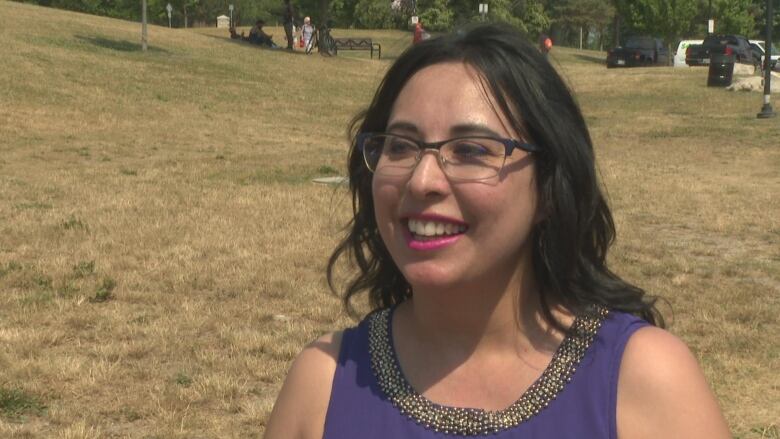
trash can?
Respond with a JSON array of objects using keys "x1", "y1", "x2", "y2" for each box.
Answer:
[{"x1": 707, "y1": 54, "x2": 735, "y2": 87}]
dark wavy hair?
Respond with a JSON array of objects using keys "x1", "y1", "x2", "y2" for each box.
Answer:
[{"x1": 327, "y1": 23, "x2": 663, "y2": 328}]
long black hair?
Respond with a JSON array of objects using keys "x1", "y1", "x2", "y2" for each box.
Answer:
[{"x1": 327, "y1": 23, "x2": 663, "y2": 327}]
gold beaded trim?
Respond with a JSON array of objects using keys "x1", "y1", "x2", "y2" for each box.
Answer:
[{"x1": 368, "y1": 306, "x2": 609, "y2": 436}]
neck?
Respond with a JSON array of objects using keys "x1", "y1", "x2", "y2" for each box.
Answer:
[{"x1": 399, "y1": 259, "x2": 563, "y2": 355}]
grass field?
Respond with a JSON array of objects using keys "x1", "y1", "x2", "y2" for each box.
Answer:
[{"x1": 1, "y1": 1, "x2": 778, "y2": 437}]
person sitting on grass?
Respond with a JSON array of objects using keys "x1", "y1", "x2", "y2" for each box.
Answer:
[
  {"x1": 264, "y1": 23, "x2": 731, "y2": 439},
  {"x1": 248, "y1": 20, "x2": 278, "y2": 48}
]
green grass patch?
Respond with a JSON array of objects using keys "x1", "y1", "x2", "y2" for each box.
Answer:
[
  {"x1": 0, "y1": 386, "x2": 45, "y2": 420},
  {"x1": 72, "y1": 260, "x2": 96, "y2": 278},
  {"x1": 60, "y1": 216, "x2": 88, "y2": 231},
  {"x1": 91, "y1": 276, "x2": 116, "y2": 302},
  {"x1": 32, "y1": 273, "x2": 53, "y2": 290},
  {"x1": 0, "y1": 261, "x2": 23, "y2": 278},
  {"x1": 174, "y1": 372, "x2": 193, "y2": 387}
]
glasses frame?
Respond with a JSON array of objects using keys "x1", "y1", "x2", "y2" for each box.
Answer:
[{"x1": 356, "y1": 132, "x2": 540, "y2": 180}]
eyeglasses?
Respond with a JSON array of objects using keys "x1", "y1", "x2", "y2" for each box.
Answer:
[{"x1": 357, "y1": 132, "x2": 539, "y2": 181}]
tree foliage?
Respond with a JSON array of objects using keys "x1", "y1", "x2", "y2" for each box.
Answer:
[
  {"x1": 516, "y1": 0, "x2": 552, "y2": 36},
  {"x1": 616, "y1": 0, "x2": 769, "y2": 41},
  {"x1": 709, "y1": 0, "x2": 758, "y2": 35},
  {"x1": 417, "y1": 0, "x2": 453, "y2": 31},
  {"x1": 552, "y1": 0, "x2": 613, "y2": 30},
  {"x1": 353, "y1": 0, "x2": 401, "y2": 28},
  {"x1": 615, "y1": 0, "x2": 698, "y2": 41}
]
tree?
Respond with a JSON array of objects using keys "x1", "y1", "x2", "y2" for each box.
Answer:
[
  {"x1": 552, "y1": 0, "x2": 614, "y2": 48},
  {"x1": 417, "y1": 0, "x2": 454, "y2": 31},
  {"x1": 614, "y1": 0, "x2": 699, "y2": 58},
  {"x1": 328, "y1": 0, "x2": 360, "y2": 27},
  {"x1": 486, "y1": 0, "x2": 527, "y2": 29},
  {"x1": 654, "y1": 0, "x2": 699, "y2": 63},
  {"x1": 710, "y1": 0, "x2": 757, "y2": 35},
  {"x1": 511, "y1": 0, "x2": 551, "y2": 36},
  {"x1": 353, "y1": 0, "x2": 401, "y2": 28},
  {"x1": 621, "y1": 2, "x2": 691, "y2": 38}
]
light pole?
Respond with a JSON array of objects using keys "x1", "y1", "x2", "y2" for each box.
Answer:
[
  {"x1": 757, "y1": 0, "x2": 775, "y2": 119},
  {"x1": 166, "y1": 3, "x2": 172, "y2": 28},
  {"x1": 229, "y1": 4, "x2": 234, "y2": 28}
]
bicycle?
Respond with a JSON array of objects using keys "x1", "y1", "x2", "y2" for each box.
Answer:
[{"x1": 305, "y1": 22, "x2": 337, "y2": 56}]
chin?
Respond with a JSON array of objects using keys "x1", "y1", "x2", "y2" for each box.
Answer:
[{"x1": 399, "y1": 262, "x2": 463, "y2": 291}]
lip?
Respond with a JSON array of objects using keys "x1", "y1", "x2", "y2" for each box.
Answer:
[{"x1": 401, "y1": 213, "x2": 468, "y2": 251}]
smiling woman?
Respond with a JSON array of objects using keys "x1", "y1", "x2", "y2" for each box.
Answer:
[{"x1": 263, "y1": 23, "x2": 731, "y2": 439}]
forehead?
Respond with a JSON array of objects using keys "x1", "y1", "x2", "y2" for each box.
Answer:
[{"x1": 388, "y1": 62, "x2": 517, "y2": 138}]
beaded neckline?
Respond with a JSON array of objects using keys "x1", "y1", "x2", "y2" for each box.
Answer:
[{"x1": 367, "y1": 306, "x2": 609, "y2": 436}]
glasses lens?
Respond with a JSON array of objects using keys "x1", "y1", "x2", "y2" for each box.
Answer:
[
  {"x1": 363, "y1": 134, "x2": 419, "y2": 175},
  {"x1": 440, "y1": 138, "x2": 507, "y2": 180}
]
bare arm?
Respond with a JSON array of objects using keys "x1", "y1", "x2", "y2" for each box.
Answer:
[
  {"x1": 264, "y1": 331, "x2": 343, "y2": 439},
  {"x1": 617, "y1": 327, "x2": 731, "y2": 439}
]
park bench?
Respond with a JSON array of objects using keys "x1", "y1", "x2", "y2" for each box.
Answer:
[{"x1": 332, "y1": 38, "x2": 381, "y2": 59}]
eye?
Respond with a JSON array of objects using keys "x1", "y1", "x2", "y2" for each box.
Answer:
[
  {"x1": 450, "y1": 140, "x2": 492, "y2": 157},
  {"x1": 385, "y1": 136, "x2": 418, "y2": 155}
]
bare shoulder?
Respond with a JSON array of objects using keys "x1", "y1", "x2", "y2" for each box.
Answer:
[
  {"x1": 616, "y1": 326, "x2": 731, "y2": 439},
  {"x1": 263, "y1": 331, "x2": 344, "y2": 439}
]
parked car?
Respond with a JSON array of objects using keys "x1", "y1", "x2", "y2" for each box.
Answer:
[
  {"x1": 750, "y1": 41, "x2": 780, "y2": 71},
  {"x1": 673, "y1": 39, "x2": 703, "y2": 67},
  {"x1": 685, "y1": 35, "x2": 755, "y2": 66},
  {"x1": 607, "y1": 36, "x2": 669, "y2": 68}
]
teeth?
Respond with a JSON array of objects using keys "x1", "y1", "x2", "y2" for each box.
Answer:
[{"x1": 408, "y1": 219, "x2": 467, "y2": 237}]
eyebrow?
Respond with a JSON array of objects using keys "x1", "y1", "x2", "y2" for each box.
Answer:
[
  {"x1": 450, "y1": 123, "x2": 504, "y2": 138},
  {"x1": 385, "y1": 121, "x2": 506, "y2": 138},
  {"x1": 385, "y1": 121, "x2": 419, "y2": 134}
]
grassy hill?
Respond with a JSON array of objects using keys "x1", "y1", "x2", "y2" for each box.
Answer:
[{"x1": 1, "y1": 1, "x2": 778, "y2": 437}]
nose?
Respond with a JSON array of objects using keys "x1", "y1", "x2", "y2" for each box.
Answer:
[{"x1": 407, "y1": 150, "x2": 450, "y2": 199}]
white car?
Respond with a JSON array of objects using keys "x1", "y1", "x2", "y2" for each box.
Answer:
[
  {"x1": 751, "y1": 41, "x2": 780, "y2": 71},
  {"x1": 673, "y1": 39, "x2": 703, "y2": 67}
]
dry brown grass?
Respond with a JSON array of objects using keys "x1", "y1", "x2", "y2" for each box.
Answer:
[{"x1": 0, "y1": 2, "x2": 778, "y2": 437}]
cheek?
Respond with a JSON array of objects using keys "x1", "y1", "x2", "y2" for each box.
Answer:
[
  {"x1": 468, "y1": 176, "x2": 539, "y2": 231},
  {"x1": 372, "y1": 178, "x2": 401, "y2": 230}
]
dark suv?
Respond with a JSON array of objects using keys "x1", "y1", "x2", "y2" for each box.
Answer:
[{"x1": 607, "y1": 36, "x2": 669, "y2": 67}]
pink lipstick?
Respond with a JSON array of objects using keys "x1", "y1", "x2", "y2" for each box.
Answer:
[{"x1": 403, "y1": 214, "x2": 468, "y2": 251}]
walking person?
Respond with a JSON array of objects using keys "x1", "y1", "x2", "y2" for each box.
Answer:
[
  {"x1": 300, "y1": 16, "x2": 315, "y2": 53},
  {"x1": 539, "y1": 33, "x2": 552, "y2": 58},
  {"x1": 413, "y1": 21, "x2": 424, "y2": 44},
  {"x1": 264, "y1": 23, "x2": 731, "y2": 439}
]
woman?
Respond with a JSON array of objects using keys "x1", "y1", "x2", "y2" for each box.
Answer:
[
  {"x1": 264, "y1": 24, "x2": 730, "y2": 438},
  {"x1": 300, "y1": 17, "x2": 315, "y2": 52}
]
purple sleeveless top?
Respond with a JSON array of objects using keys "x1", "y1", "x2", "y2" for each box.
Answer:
[{"x1": 322, "y1": 308, "x2": 648, "y2": 438}]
